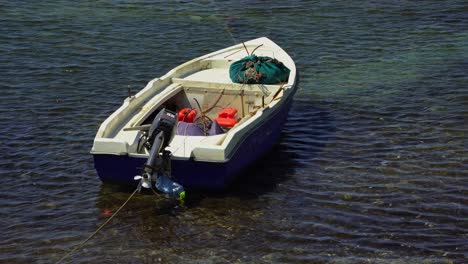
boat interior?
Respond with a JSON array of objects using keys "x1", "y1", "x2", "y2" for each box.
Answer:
[{"x1": 135, "y1": 59, "x2": 285, "y2": 136}]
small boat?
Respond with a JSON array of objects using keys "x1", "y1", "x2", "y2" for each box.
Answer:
[{"x1": 91, "y1": 37, "x2": 298, "y2": 198}]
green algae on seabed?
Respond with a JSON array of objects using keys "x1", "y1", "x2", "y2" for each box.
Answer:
[{"x1": 301, "y1": 31, "x2": 468, "y2": 100}]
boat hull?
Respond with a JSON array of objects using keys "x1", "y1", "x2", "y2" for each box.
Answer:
[{"x1": 93, "y1": 90, "x2": 295, "y2": 190}]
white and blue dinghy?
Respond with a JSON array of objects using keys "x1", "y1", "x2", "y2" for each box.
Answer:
[{"x1": 91, "y1": 37, "x2": 298, "y2": 200}]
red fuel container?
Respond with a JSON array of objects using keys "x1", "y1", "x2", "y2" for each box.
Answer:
[
  {"x1": 178, "y1": 108, "x2": 197, "y2": 123},
  {"x1": 215, "y1": 108, "x2": 238, "y2": 128}
]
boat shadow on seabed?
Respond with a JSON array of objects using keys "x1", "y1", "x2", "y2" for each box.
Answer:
[
  {"x1": 95, "y1": 100, "x2": 335, "y2": 214},
  {"x1": 189, "y1": 98, "x2": 336, "y2": 202}
]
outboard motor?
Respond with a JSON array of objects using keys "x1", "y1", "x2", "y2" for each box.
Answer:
[{"x1": 134, "y1": 109, "x2": 185, "y2": 201}]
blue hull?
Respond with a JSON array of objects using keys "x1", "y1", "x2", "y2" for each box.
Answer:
[{"x1": 93, "y1": 93, "x2": 295, "y2": 190}]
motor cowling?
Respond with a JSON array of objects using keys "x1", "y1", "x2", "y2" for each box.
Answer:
[{"x1": 147, "y1": 109, "x2": 177, "y2": 149}]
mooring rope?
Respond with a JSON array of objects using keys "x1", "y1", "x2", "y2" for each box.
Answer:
[
  {"x1": 56, "y1": 187, "x2": 139, "y2": 264},
  {"x1": 209, "y1": 0, "x2": 237, "y2": 44}
]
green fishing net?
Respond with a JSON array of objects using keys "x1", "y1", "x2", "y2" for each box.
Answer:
[{"x1": 229, "y1": 55, "x2": 290, "y2": 84}]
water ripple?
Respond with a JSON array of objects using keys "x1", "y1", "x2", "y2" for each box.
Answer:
[{"x1": 1, "y1": 0, "x2": 467, "y2": 263}]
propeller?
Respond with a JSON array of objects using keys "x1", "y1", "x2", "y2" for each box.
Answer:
[
  {"x1": 133, "y1": 173, "x2": 185, "y2": 202},
  {"x1": 134, "y1": 173, "x2": 151, "y2": 191}
]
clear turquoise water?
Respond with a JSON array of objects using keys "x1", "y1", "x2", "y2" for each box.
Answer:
[{"x1": 1, "y1": 1, "x2": 467, "y2": 263}]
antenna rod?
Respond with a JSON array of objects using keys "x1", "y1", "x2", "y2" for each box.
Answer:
[{"x1": 242, "y1": 42, "x2": 249, "y2": 55}]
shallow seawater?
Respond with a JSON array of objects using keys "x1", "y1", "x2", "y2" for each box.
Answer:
[{"x1": 1, "y1": 1, "x2": 467, "y2": 263}]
